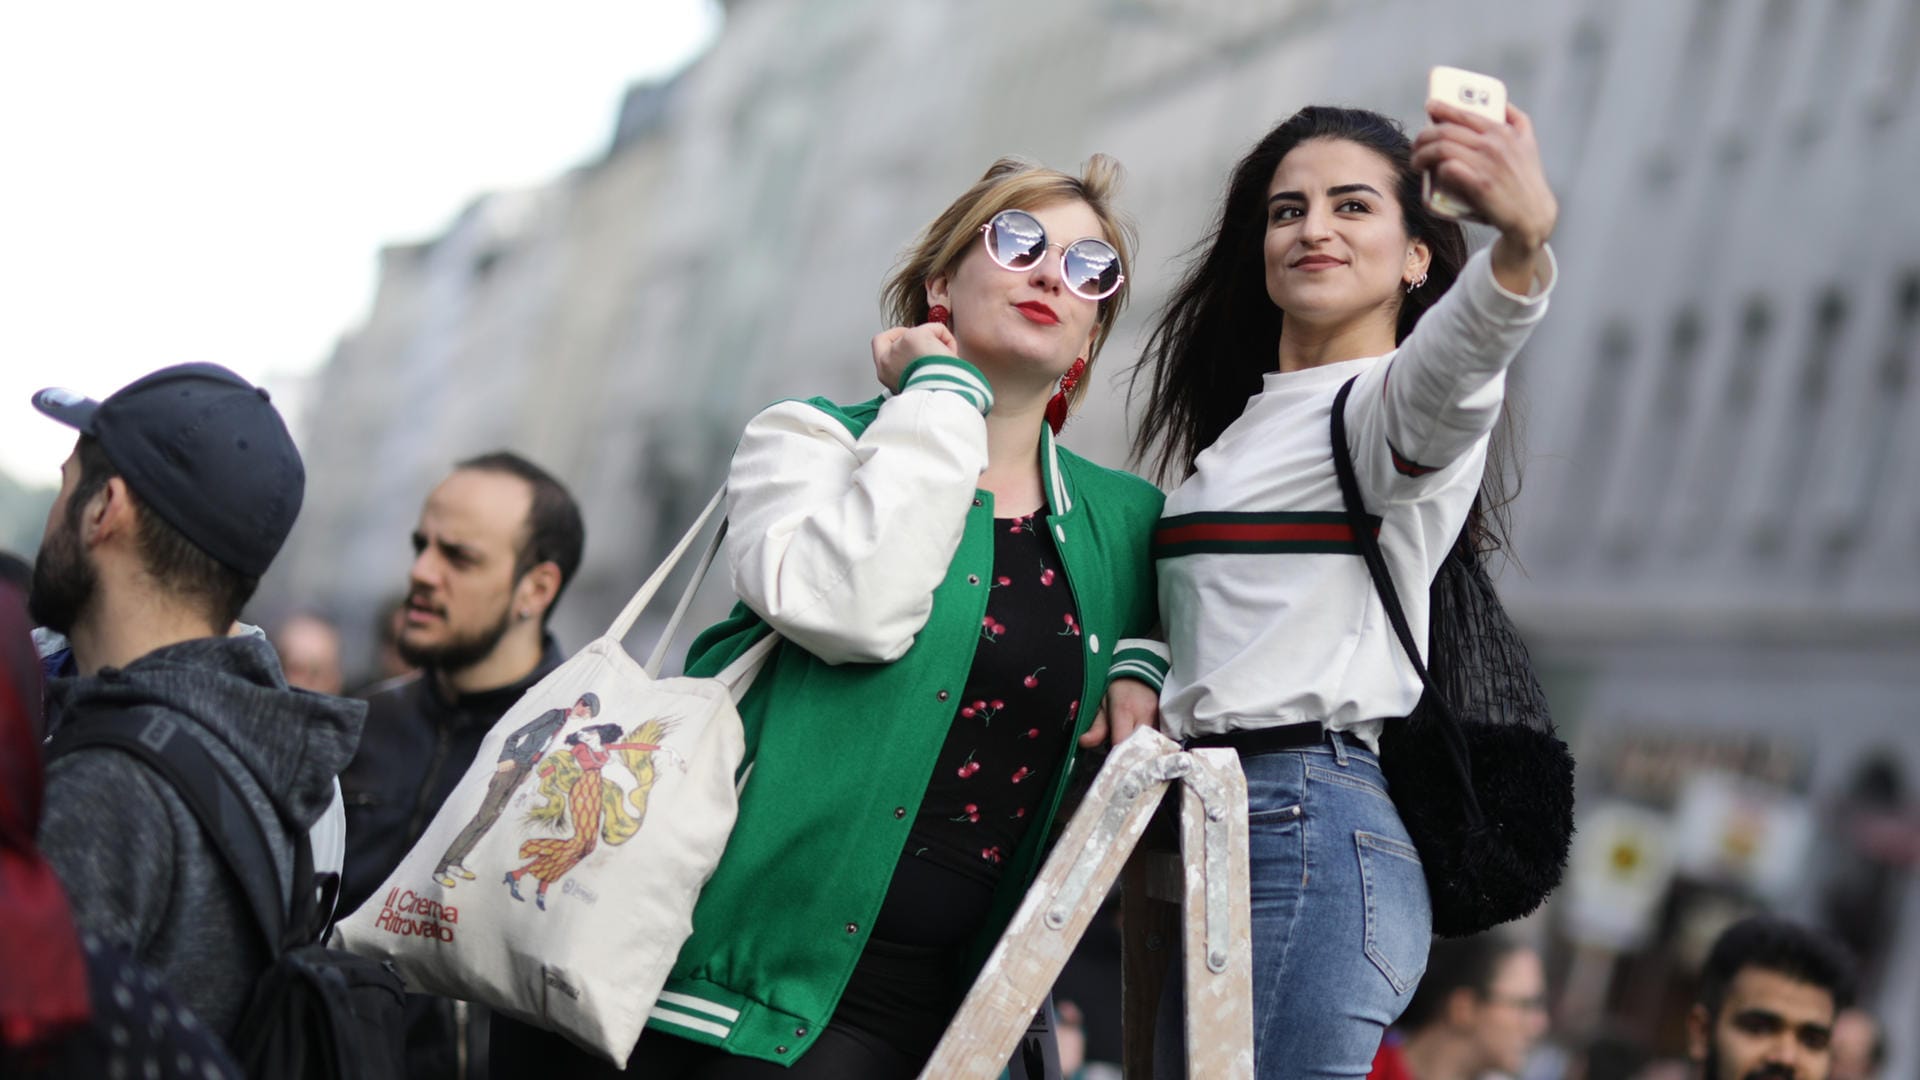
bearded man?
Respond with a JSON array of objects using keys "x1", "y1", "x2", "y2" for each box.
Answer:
[
  {"x1": 1688, "y1": 915, "x2": 1857, "y2": 1080},
  {"x1": 337, "y1": 451, "x2": 584, "y2": 1080}
]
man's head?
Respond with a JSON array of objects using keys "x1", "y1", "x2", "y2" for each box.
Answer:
[
  {"x1": 270, "y1": 613, "x2": 345, "y2": 695},
  {"x1": 27, "y1": 365, "x2": 303, "y2": 639},
  {"x1": 1826, "y1": 1010, "x2": 1885, "y2": 1080},
  {"x1": 1396, "y1": 933, "x2": 1549, "y2": 1077},
  {"x1": 396, "y1": 452, "x2": 583, "y2": 677},
  {"x1": 1690, "y1": 916, "x2": 1857, "y2": 1080},
  {"x1": 570, "y1": 693, "x2": 600, "y2": 720}
]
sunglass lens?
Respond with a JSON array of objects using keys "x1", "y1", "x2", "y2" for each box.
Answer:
[
  {"x1": 1064, "y1": 240, "x2": 1122, "y2": 299},
  {"x1": 987, "y1": 211, "x2": 1046, "y2": 270}
]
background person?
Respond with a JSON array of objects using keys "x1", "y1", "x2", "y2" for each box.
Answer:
[
  {"x1": 1370, "y1": 934, "x2": 1549, "y2": 1080},
  {"x1": 336, "y1": 449, "x2": 585, "y2": 1080},
  {"x1": 270, "y1": 610, "x2": 346, "y2": 695},
  {"x1": 1826, "y1": 1009, "x2": 1885, "y2": 1080},
  {"x1": 26, "y1": 363, "x2": 364, "y2": 1039},
  {"x1": 1687, "y1": 915, "x2": 1856, "y2": 1080}
]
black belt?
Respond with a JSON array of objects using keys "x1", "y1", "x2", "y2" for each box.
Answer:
[{"x1": 1183, "y1": 722, "x2": 1359, "y2": 757}]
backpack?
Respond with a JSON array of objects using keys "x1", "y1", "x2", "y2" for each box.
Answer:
[
  {"x1": 1329, "y1": 375, "x2": 1577, "y2": 937},
  {"x1": 50, "y1": 714, "x2": 408, "y2": 1079}
]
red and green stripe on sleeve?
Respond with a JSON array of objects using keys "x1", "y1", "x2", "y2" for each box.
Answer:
[{"x1": 1151, "y1": 511, "x2": 1381, "y2": 560}]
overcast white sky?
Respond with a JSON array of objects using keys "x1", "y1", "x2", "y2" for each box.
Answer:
[{"x1": 0, "y1": 1, "x2": 720, "y2": 487}]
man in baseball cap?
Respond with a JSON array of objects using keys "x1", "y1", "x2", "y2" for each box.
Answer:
[{"x1": 26, "y1": 363, "x2": 367, "y2": 1040}]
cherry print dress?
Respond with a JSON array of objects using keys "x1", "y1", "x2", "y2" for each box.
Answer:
[{"x1": 871, "y1": 506, "x2": 1085, "y2": 949}]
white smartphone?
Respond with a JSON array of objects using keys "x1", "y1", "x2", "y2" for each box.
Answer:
[{"x1": 1423, "y1": 65, "x2": 1508, "y2": 222}]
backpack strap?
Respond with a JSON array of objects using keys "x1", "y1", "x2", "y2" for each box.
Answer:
[
  {"x1": 1328, "y1": 376, "x2": 1483, "y2": 827},
  {"x1": 49, "y1": 714, "x2": 292, "y2": 952}
]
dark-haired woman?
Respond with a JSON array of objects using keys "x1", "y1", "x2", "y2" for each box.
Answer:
[{"x1": 1132, "y1": 101, "x2": 1558, "y2": 1078}]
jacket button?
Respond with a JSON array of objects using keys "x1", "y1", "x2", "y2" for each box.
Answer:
[
  {"x1": 937, "y1": 690, "x2": 949, "y2": 701},
  {"x1": 894, "y1": 807, "x2": 907, "y2": 819},
  {"x1": 967, "y1": 574, "x2": 980, "y2": 585},
  {"x1": 972, "y1": 497, "x2": 983, "y2": 507},
  {"x1": 846, "y1": 922, "x2": 859, "y2": 934},
  {"x1": 1089, "y1": 634, "x2": 1101, "y2": 654},
  {"x1": 795, "y1": 1026, "x2": 808, "y2": 1038},
  {"x1": 776, "y1": 1045, "x2": 789, "y2": 1054}
]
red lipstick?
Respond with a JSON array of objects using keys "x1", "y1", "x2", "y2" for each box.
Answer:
[{"x1": 1015, "y1": 301, "x2": 1059, "y2": 325}]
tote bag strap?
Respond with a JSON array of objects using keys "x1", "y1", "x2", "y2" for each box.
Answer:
[
  {"x1": 1329, "y1": 376, "x2": 1482, "y2": 827},
  {"x1": 606, "y1": 485, "x2": 729, "y2": 676}
]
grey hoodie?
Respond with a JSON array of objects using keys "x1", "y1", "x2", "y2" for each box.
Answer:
[{"x1": 38, "y1": 633, "x2": 367, "y2": 1038}]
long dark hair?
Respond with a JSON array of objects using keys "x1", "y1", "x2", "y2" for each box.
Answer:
[{"x1": 1129, "y1": 105, "x2": 1518, "y2": 555}]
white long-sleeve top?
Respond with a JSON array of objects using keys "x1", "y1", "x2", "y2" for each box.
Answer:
[{"x1": 1157, "y1": 245, "x2": 1556, "y2": 749}]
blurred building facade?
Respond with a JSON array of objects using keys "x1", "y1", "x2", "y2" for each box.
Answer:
[{"x1": 264, "y1": 0, "x2": 1920, "y2": 1069}]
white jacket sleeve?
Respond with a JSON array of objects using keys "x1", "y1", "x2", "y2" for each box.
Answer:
[
  {"x1": 725, "y1": 357, "x2": 994, "y2": 664},
  {"x1": 1348, "y1": 244, "x2": 1556, "y2": 502}
]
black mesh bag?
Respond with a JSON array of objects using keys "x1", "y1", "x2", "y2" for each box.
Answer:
[{"x1": 1330, "y1": 376, "x2": 1575, "y2": 937}]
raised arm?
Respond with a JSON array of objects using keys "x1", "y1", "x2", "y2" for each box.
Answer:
[
  {"x1": 726, "y1": 330, "x2": 997, "y2": 665},
  {"x1": 1351, "y1": 101, "x2": 1559, "y2": 499}
]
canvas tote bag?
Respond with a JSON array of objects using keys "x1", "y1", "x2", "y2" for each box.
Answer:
[{"x1": 334, "y1": 488, "x2": 775, "y2": 1066}]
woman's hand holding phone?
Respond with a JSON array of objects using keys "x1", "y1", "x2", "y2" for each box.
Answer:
[{"x1": 1411, "y1": 87, "x2": 1558, "y2": 294}]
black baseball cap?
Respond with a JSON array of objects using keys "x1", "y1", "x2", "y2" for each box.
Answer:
[{"x1": 32, "y1": 362, "x2": 305, "y2": 578}]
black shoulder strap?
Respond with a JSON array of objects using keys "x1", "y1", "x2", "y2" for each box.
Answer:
[
  {"x1": 49, "y1": 715, "x2": 291, "y2": 952},
  {"x1": 1329, "y1": 376, "x2": 1482, "y2": 824}
]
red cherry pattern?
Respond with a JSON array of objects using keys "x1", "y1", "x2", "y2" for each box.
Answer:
[{"x1": 919, "y1": 509, "x2": 1084, "y2": 868}]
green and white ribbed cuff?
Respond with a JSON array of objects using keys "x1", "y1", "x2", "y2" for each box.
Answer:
[
  {"x1": 1106, "y1": 639, "x2": 1170, "y2": 692},
  {"x1": 899, "y1": 355, "x2": 994, "y2": 415}
]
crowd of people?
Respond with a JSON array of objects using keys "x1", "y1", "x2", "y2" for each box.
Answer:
[{"x1": 0, "y1": 88, "x2": 1888, "y2": 1080}]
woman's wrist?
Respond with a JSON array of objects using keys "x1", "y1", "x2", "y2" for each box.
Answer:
[{"x1": 1489, "y1": 233, "x2": 1549, "y2": 296}]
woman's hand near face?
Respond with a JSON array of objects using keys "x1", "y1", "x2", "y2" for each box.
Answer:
[
  {"x1": 870, "y1": 321, "x2": 960, "y2": 393},
  {"x1": 1411, "y1": 100, "x2": 1558, "y2": 293}
]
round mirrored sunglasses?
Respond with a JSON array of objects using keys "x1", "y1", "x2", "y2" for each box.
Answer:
[{"x1": 979, "y1": 209, "x2": 1125, "y2": 302}]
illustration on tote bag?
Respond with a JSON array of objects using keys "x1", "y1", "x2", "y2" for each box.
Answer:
[
  {"x1": 432, "y1": 693, "x2": 596, "y2": 888},
  {"x1": 503, "y1": 712, "x2": 685, "y2": 910}
]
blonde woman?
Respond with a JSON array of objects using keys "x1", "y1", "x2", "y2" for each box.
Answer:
[{"x1": 494, "y1": 157, "x2": 1168, "y2": 1078}]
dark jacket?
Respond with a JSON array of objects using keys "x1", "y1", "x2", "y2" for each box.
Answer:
[
  {"x1": 337, "y1": 636, "x2": 563, "y2": 915},
  {"x1": 37, "y1": 634, "x2": 366, "y2": 1038},
  {"x1": 337, "y1": 636, "x2": 563, "y2": 1080}
]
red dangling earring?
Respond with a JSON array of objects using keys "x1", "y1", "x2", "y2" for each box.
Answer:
[
  {"x1": 1045, "y1": 357, "x2": 1086, "y2": 435},
  {"x1": 927, "y1": 304, "x2": 951, "y2": 326}
]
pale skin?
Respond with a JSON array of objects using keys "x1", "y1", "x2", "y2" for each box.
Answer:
[
  {"x1": 44, "y1": 447, "x2": 224, "y2": 676},
  {"x1": 401, "y1": 468, "x2": 563, "y2": 697},
  {"x1": 1400, "y1": 948, "x2": 1550, "y2": 1080},
  {"x1": 869, "y1": 198, "x2": 1155, "y2": 747},
  {"x1": 1269, "y1": 100, "x2": 1557, "y2": 374}
]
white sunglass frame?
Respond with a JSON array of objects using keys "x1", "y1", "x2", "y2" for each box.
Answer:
[{"x1": 978, "y1": 209, "x2": 1126, "y2": 301}]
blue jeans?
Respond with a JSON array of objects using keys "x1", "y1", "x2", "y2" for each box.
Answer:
[{"x1": 1155, "y1": 733, "x2": 1431, "y2": 1079}]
